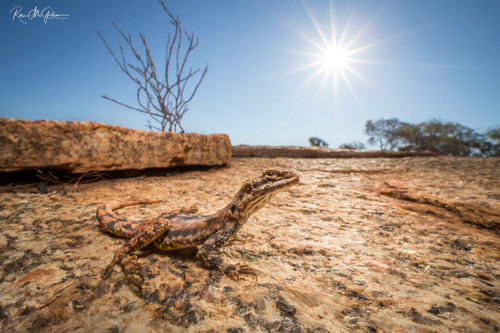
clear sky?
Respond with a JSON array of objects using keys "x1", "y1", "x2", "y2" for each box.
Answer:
[{"x1": 1, "y1": 0, "x2": 499, "y2": 147}]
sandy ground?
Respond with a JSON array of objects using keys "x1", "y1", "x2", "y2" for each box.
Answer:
[{"x1": 0, "y1": 157, "x2": 499, "y2": 332}]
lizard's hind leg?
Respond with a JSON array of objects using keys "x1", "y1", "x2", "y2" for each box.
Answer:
[
  {"x1": 101, "y1": 205, "x2": 198, "y2": 293},
  {"x1": 102, "y1": 215, "x2": 173, "y2": 292}
]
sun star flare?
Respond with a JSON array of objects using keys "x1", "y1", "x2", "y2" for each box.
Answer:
[
  {"x1": 321, "y1": 45, "x2": 348, "y2": 73},
  {"x1": 293, "y1": 1, "x2": 388, "y2": 109}
]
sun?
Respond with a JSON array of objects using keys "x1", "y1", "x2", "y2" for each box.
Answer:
[
  {"x1": 291, "y1": 1, "x2": 388, "y2": 109},
  {"x1": 321, "y1": 45, "x2": 348, "y2": 73}
]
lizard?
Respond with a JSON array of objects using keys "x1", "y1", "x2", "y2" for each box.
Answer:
[{"x1": 96, "y1": 169, "x2": 299, "y2": 293}]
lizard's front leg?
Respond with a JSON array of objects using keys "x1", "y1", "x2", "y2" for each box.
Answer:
[{"x1": 196, "y1": 222, "x2": 256, "y2": 282}]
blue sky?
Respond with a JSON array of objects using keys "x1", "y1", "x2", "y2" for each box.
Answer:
[{"x1": 1, "y1": 0, "x2": 499, "y2": 147}]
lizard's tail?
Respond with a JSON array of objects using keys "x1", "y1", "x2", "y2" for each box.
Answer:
[{"x1": 96, "y1": 200, "x2": 164, "y2": 238}]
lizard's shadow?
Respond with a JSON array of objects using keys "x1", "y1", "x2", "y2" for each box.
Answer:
[{"x1": 138, "y1": 244, "x2": 208, "y2": 280}]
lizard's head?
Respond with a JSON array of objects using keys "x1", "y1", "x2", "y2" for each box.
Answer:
[{"x1": 228, "y1": 170, "x2": 299, "y2": 222}]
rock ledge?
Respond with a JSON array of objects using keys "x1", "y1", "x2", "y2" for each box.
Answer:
[
  {"x1": 0, "y1": 118, "x2": 231, "y2": 173},
  {"x1": 232, "y1": 145, "x2": 436, "y2": 158}
]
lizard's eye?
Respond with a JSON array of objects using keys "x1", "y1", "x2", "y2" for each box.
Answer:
[{"x1": 266, "y1": 171, "x2": 276, "y2": 178}]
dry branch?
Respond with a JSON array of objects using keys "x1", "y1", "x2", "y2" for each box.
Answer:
[{"x1": 97, "y1": 0, "x2": 207, "y2": 132}]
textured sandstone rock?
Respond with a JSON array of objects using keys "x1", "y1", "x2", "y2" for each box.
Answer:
[
  {"x1": 0, "y1": 157, "x2": 498, "y2": 332},
  {"x1": 0, "y1": 118, "x2": 231, "y2": 173},
  {"x1": 232, "y1": 144, "x2": 436, "y2": 158}
]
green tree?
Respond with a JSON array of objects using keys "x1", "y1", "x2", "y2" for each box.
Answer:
[
  {"x1": 483, "y1": 127, "x2": 500, "y2": 156},
  {"x1": 363, "y1": 118, "x2": 500, "y2": 156},
  {"x1": 364, "y1": 118, "x2": 402, "y2": 151},
  {"x1": 339, "y1": 141, "x2": 366, "y2": 150},
  {"x1": 396, "y1": 120, "x2": 484, "y2": 156},
  {"x1": 420, "y1": 120, "x2": 473, "y2": 155},
  {"x1": 393, "y1": 122, "x2": 421, "y2": 152},
  {"x1": 309, "y1": 137, "x2": 329, "y2": 147}
]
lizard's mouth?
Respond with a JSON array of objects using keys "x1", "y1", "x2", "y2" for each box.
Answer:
[
  {"x1": 273, "y1": 173, "x2": 300, "y2": 191},
  {"x1": 287, "y1": 176, "x2": 300, "y2": 186},
  {"x1": 254, "y1": 177, "x2": 299, "y2": 197}
]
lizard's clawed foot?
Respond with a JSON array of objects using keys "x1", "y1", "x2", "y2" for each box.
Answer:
[
  {"x1": 102, "y1": 253, "x2": 122, "y2": 279},
  {"x1": 101, "y1": 262, "x2": 116, "y2": 279},
  {"x1": 224, "y1": 234, "x2": 255, "y2": 247},
  {"x1": 120, "y1": 255, "x2": 144, "y2": 291},
  {"x1": 101, "y1": 254, "x2": 144, "y2": 293},
  {"x1": 225, "y1": 263, "x2": 258, "y2": 284}
]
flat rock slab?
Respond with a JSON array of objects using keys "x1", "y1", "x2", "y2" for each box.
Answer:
[
  {"x1": 0, "y1": 118, "x2": 231, "y2": 173},
  {"x1": 0, "y1": 157, "x2": 499, "y2": 332},
  {"x1": 232, "y1": 145, "x2": 436, "y2": 158}
]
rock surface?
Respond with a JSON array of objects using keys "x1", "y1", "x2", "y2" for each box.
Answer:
[
  {"x1": 232, "y1": 145, "x2": 436, "y2": 158},
  {"x1": 0, "y1": 118, "x2": 231, "y2": 173},
  {"x1": 0, "y1": 157, "x2": 499, "y2": 332}
]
